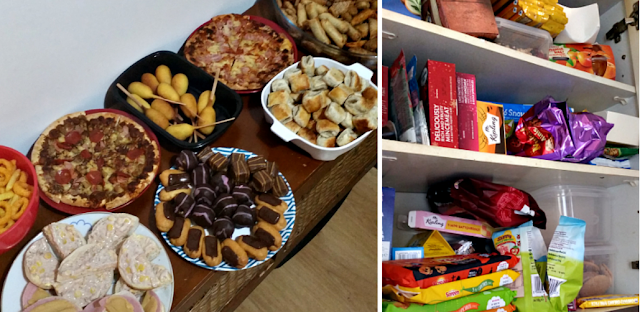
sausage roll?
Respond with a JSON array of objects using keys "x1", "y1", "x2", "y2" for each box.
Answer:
[
  {"x1": 345, "y1": 70, "x2": 366, "y2": 92},
  {"x1": 315, "y1": 65, "x2": 329, "y2": 76},
  {"x1": 270, "y1": 104, "x2": 293, "y2": 124},
  {"x1": 297, "y1": 128, "x2": 318, "y2": 144},
  {"x1": 300, "y1": 56, "x2": 315, "y2": 76},
  {"x1": 337, "y1": 128, "x2": 359, "y2": 146},
  {"x1": 271, "y1": 78, "x2": 291, "y2": 92},
  {"x1": 325, "y1": 102, "x2": 347, "y2": 124},
  {"x1": 293, "y1": 105, "x2": 311, "y2": 128},
  {"x1": 288, "y1": 71, "x2": 311, "y2": 93},
  {"x1": 353, "y1": 109, "x2": 378, "y2": 134},
  {"x1": 268, "y1": 90, "x2": 292, "y2": 108},
  {"x1": 302, "y1": 90, "x2": 325, "y2": 113},
  {"x1": 310, "y1": 76, "x2": 328, "y2": 90},
  {"x1": 341, "y1": 111, "x2": 354, "y2": 129},
  {"x1": 327, "y1": 83, "x2": 354, "y2": 105},
  {"x1": 290, "y1": 92, "x2": 304, "y2": 103},
  {"x1": 284, "y1": 120, "x2": 302, "y2": 134},
  {"x1": 317, "y1": 135, "x2": 336, "y2": 148},
  {"x1": 316, "y1": 119, "x2": 340, "y2": 137},
  {"x1": 322, "y1": 68, "x2": 345, "y2": 87}
]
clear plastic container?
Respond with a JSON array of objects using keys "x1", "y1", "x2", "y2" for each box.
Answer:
[
  {"x1": 580, "y1": 245, "x2": 616, "y2": 297},
  {"x1": 530, "y1": 185, "x2": 611, "y2": 246},
  {"x1": 494, "y1": 17, "x2": 553, "y2": 59}
]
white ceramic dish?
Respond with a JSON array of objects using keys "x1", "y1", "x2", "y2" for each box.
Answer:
[
  {"x1": 261, "y1": 57, "x2": 376, "y2": 161},
  {"x1": 1, "y1": 212, "x2": 174, "y2": 312}
]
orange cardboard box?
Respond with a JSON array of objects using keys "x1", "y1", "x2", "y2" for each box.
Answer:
[
  {"x1": 549, "y1": 44, "x2": 616, "y2": 80},
  {"x1": 477, "y1": 101, "x2": 506, "y2": 154}
]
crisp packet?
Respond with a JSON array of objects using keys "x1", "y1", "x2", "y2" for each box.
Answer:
[
  {"x1": 577, "y1": 295, "x2": 640, "y2": 308},
  {"x1": 383, "y1": 270, "x2": 520, "y2": 304},
  {"x1": 507, "y1": 96, "x2": 575, "y2": 160},
  {"x1": 563, "y1": 112, "x2": 613, "y2": 163},
  {"x1": 547, "y1": 216, "x2": 586, "y2": 311},
  {"x1": 382, "y1": 287, "x2": 517, "y2": 312},
  {"x1": 479, "y1": 304, "x2": 517, "y2": 312},
  {"x1": 493, "y1": 222, "x2": 551, "y2": 312}
]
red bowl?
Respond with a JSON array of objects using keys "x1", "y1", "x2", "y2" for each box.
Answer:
[
  {"x1": 36, "y1": 109, "x2": 161, "y2": 215},
  {"x1": 180, "y1": 15, "x2": 300, "y2": 94},
  {"x1": 0, "y1": 146, "x2": 39, "y2": 254}
]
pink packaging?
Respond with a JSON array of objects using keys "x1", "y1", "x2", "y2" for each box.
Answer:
[
  {"x1": 407, "y1": 210, "x2": 494, "y2": 239},
  {"x1": 456, "y1": 73, "x2": 478, "y2": 151}
]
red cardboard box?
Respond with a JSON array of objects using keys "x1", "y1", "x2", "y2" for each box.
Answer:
[
  {"x1": 382, "y1": 66, "x2": 389, "y2": 127},
  {"x1": 425, "y1": 60, "x2": 458, "y2": 148},
  {"x1": 456, "y1": 73, "x2": 478, "y2": 151}
]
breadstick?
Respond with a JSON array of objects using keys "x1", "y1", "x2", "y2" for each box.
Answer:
[
  {"x1": 321, "y1": 19, "x2": 346, "y2": 48},
  {"x1": 351, "y1": 8, "x2": 374, "y2": 25},
  {"x1": 308, "y1": 18, "x2": 331, "y2": 44},
  {"x1": 316, "y1": 3, "x2": 328, "y2": 14},
  {"x1": 319, "y1": 13, "x2": 349, "y2": 33},
  {"x1": 345, "y1": 40, "x2": 366, "y2": 48},
  {"x1": 297, "y1": 3, "x2": 308, "y2": 26},
  {"x1": 306, "y1": 2, "x2": 318, "y2": 19},
  {"x1": 356, "y1": 0, "x2": 370, "y2": 9},
  {"x1": 346, "y1": 23, "x2": 362, "y2": 41},
  {"x1": 355, "y1": 22, "x2": 369, "y2": 38},
  {"x1": 342, "y1": 12, "x2": 353, "y2": 22},
  {"x1": 368, "y1": 18, "x2": 377, "y2": 38}
]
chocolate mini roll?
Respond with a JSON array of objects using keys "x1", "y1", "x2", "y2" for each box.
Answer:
[
  {"x1": 221, "y1": 239, "x2": 249, "y2": 269},
  {"x1": 197, "y1": 148, "x2": 215, "y2": 163},
  {"x1": 203, "y1": 236, "x2": 222, "y2": 267},
  {"x1": 193, "y1": 184, "x2": 216, "y2": 206},
  {"x1": 232, "y1": 204, "x2": 256, "y2": 228},
  {"x1": 174, "y1": 192, "x2": 195, "y2": 218},
  {"x1": 246, "y1": 156, "x2": 267, "y2": 173},
  {"x1": 266, "y1": 161, "x2": 279, "y2": 178},
  {"x1": 229, "y1": 154, "x2": 250, "y2": 185},
  {"x1": 155, "y1": 201, "x2": 175, "y2": 232},
  {"x1": 207, "y1": 152, "x2": 229, "y2": 172},
  {"x1": 236, "y1": 235, "x2": 268, "y2": 261},
  {"x1": 190, "y1": 163, "x2": 211, "y2": 185},
  {"x1": 250, "y1": 170, "x2": 273, "y2": 193},
  {"x1": 168, "y1": 173, "x2": 190, "y2": 186},
  {"x1": 272, "y1": 175, "x2": 288, "y2": 197},
  {"x1": 184, "y1": 226, "x2": 204, "y2": 259},
  {"x1": 175, "y1": 150, "x2": 198, "y2": 171},
  {"x1": 257, "y1": 206, "x2": 280, "y2": 224},
  {"x1": 211, "y1": 172, "x2": 234, "y2": 195},
  {"x1": 169, "y1": 217, "x2": 191, "y2": 247},
  {"x1": 232, "y1": 185, "x2": 254, "y2": 205},
  {"x1": 191, "y1": 204, "x2": 215, "y2": 228},
  {"x1": 213, "y1": 193, "x2": 238, "y2": 218},
  {"x1": 213, "y1": 217, "x2": 235, "y2": 240}
]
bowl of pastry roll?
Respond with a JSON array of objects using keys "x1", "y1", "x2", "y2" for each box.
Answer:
[{"x1": 261, "y1": 56, "x2": 377, "y2": 161}]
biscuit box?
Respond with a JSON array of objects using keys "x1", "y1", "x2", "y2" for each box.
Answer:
[
  {"x1": 457, "y1": 73, "x2": 478, "y2": 151},
  {"x1": 382, "y1": 187, "x2": 396, "y2": 261},
  {"x1": 549, "y1": 44, "x2": 616, "y2": 80},
  {"x1": 407, "y1": 210, "x2": 494, "y2": 239},
  {"x1": 406, "y1": 230, "x2": 455, "y2": 258},
  {"x1": 477, "y1": 101, "x2": 506, "y2": 154},
  {"x1": 421, "y1": 60, "x2": 458, "y2": 148}
]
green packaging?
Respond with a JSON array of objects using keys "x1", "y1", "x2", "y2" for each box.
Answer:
[
  {"x1": 547, "y1": 216, "x2": 586, "y2": 312},
  {"x1": 382, "y1": 287, "x2": 516, "y2": 312}
]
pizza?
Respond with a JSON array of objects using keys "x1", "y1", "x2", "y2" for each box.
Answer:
[
  {"x1": 184, "y1": 14, "x2": 295, "y2": 90},
  {"x1": 31, "y1": 112, "x2": 160, "y2": 210}
]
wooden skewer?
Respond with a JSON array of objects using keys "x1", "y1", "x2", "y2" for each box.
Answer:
[
  {"x1": 195, "y1": 131, "x2": 206, "y2": 139},
  {"x1": 193, "y1": 132, "x2": 198, "y2": 143},
  {"x1": 192, "y1": 117, "x2": 236, "y2": 129},
  {"x1": 210, "y1": 70, "x2": 220, "y2": 102},
  {"x1": 116, "y1": 84, "x2": 148, "y2": 111},
  {"x1": 151, "y1": 95, "x2": 186, "y2": 106}
]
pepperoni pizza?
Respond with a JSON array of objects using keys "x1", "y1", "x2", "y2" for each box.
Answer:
[
  {"x1": 183, "y1": 14, "x2": 295, "y2": 90},
  {"x1": 31, "y1": 112, "x2": 160, "y2": 210}
]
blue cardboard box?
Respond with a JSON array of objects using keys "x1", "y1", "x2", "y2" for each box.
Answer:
[{"x1": 382, "y1": 187, "x2": 396, "y2": 261}]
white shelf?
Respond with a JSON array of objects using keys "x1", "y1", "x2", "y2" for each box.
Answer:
[
  {"x1": 381, "y1": 140, "x2": 639, "y2": 193},
  {"x1": 381, "y1": 9, "x2": 636, "y2": 112}
]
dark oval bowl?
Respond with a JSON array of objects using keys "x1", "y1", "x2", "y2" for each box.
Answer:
[{"x1": 104, "y1": 51, "x2": 243, "y2": 152}]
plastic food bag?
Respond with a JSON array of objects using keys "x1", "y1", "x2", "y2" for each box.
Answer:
[
  {"x1": 449, "y1": 178, "x2": 547, "y2": 229},
  {"x1": 563, "y1": 112, "x2": 613, "y2": 163},
  {"x1": 578, "y1": 295, "x2": 640, "y2": 308},
  {"x1": 382, "y1": 287, "x2": 517, "y2": 312},
  {"x1": 548, "y1": 216, "x2": 586, "y2": 311},
  {"x1": 383, "y1": 270, "x2": 520, "y2": 305}
]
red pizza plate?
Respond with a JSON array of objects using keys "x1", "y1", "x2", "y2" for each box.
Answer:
[
  {"x1": 180, "y1": 15, "x2": 300, "y2": 94},
  {"x1": 35, "y1": 109, "x2": 161, "y2": 215}
]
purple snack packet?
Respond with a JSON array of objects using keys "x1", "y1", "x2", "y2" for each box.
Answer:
[{"x1": 563, "y1": 112, "x2": 614, "y2": 163}]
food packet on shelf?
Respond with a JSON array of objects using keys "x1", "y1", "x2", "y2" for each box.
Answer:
[
  {"x1": 382, "y1": 253, "x2": 519, "y2": 289},
  {"x1": 577, "y1": 294, "x2": 640, "y2": 308},
  {"x1": 382, "y1": 270, "x2": 520, "y2": 304},
  {"x1": 479, "y1": 304, "x2": 517, "y2": 312},
  {"x1": 547, "y1": 216, "x2": 586, "y2": 311},
  {"x1": 382, "y1": 287, "x2": 517, "y2": 312},
  {"x1": 492, "y1": 221, "x2": 551, "y2": 311}
]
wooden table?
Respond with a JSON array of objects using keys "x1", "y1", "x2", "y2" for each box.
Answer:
[{"x1": 0, "y1": 1, "x2": 377, "y2": 311}]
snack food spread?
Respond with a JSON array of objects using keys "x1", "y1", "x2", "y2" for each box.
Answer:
[{"x1": 31, "y1": 112, "x2": 160, "y2": 210}]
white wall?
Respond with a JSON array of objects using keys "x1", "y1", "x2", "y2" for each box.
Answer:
[{"x1": 0, "y1": 0, "x2": 254, "y2": 154}]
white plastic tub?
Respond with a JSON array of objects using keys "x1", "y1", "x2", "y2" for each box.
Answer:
[
  {"x1": 260, "y1": 57, "x2": 376, "y2": 161},
  {"x1": 531, "y1": 185, "x2": 611, "y2": 246},
  {"x1": 581, "y1": 245, "x2": 616, "y2": 297}
]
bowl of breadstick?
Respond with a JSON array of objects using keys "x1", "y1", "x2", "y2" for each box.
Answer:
[
  {"x1": 272, "y1": 0, "x2": 377, "y2": 70},
  {"x1": 0, "y1": 146, "x2": 39, "y2": 254}
]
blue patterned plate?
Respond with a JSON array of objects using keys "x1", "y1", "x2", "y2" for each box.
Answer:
[{"x1": 154, "y1": 147, "x2": 296, "y2": 271}]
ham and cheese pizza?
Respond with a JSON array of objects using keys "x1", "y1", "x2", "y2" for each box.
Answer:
[
  {"x1": 183, "y1": 14, "x2": 295, "y2": 90},
  {"x1": 31, "y1": 112, "x2": 160, "y2": 210}
]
